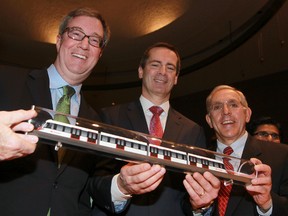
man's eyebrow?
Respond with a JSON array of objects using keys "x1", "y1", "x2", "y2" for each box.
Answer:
[
  {"x1": 68, "y1": 26, "x2": 83, "y2": 31},
  {"x1": 227, "y1": 99, "x2": 239, "y2": 103},
  {"x1": 69, "y1": 26, "x2": 102, "y2": 37},
  {"x1": 148, "y1": 60, "x2": 161, "y2": 63}
]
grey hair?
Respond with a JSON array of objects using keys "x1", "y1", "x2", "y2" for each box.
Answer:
[{"x1": 206, "y1": 85, "x2": 249, "y2": 113}]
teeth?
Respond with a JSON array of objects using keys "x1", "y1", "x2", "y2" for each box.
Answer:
[
  {"x1": 72, "y1": 53, "x2": 87, "y2": 60},
  {"x1": 154, "y1": 78, "x2": 166, "y2": 83},
  {"x1": 222, "y1": 120, "x2": 233, "y2": 124}
]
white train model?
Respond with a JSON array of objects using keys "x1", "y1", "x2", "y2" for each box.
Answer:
[{"x1": 32, "y1": 118, "x2": 255, "y2": 184}]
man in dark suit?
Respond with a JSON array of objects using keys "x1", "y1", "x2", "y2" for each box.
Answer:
[
  {"x1": 0, "y1": 8, "x2": 120, "y2": 216},
  {"x1": 182, "y1": 85, "x2": 288, "y2": 215},
  {"x1": 92, "y1": 42, "x2": 207, "y2": 216}
]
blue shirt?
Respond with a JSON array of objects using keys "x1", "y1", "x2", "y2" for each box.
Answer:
[{"x1": 47, "y1": 64, "x2": 81, "y2": 117}]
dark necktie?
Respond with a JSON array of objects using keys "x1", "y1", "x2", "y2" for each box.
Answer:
[
  {"x1": 54, "y1": 85, "x2": 75, "y2": 167},
  {"x1": 218, "y1": 146, "x2": 234, "y2": 216},
  {"x1": 149, "y1": 106, "x2": 164, "y2": 145}
]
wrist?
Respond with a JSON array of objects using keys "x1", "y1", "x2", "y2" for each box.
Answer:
[
  {"x1": 111, "y1": 174, "x2": 132, "y2": 203},
  {"x1": 117, "y1": 174, "x2": 131, "y2": 195},
  {"x1": 192, "y1": 201, "x2": 214, "y2": 214}
]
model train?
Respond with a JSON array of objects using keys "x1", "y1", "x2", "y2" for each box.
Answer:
[
  {"x1": 35, "y1": 119, "x2": 239, "y2": 176},
  {"x1": 28, "y1": 102, "x2": 257, "y2": 185}
]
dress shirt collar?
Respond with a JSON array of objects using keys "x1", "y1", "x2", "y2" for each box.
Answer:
[
  {"x1": 47, "y1": 64, "x2": 81, "y2": 117},
  {"x1": 139, "y1": 95, "x2": 170, "y2": 115},
  {"x1": 47, "y1": 64, "x2": 82, "y2": 95},
  {"x1": 216, "y1": 131, "x2": 248, "y2": 158}
]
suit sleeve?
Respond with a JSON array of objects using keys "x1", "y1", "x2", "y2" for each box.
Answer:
[{"x1": 270, "y1": 145, "x2": 288, "y2": 215}]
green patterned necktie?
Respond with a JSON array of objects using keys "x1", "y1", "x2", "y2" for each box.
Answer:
[
  {"x1": 54, "y1": 85, "x2": 75, "y2": 168},
  {"x1": 54, "y1": 85, "x2": 75, "y2": 123}
]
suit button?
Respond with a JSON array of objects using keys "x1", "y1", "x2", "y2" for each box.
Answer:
[{"x1": 53, "y1": 182, "x2": 58, "y2": 189}]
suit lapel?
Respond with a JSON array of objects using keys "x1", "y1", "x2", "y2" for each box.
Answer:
[
  {"x1": 163, "y1": 108, "x2": 182, "y2": 142},
  {"x1": 26, "y1": 69, "x2": 53, "y2": 109},
  {"x1": 127, "y1": 101, "x2": 149, "y2": 133},
  {"x1": 25, "y1": 69, "x2": 61, "y2": 169},
  {"x1": 241, "y1": 135, "x2": 262, "y2": 160}
]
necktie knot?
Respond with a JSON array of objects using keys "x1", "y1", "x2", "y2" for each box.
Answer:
[
  {"x1": 63, "y1": 85, "x2": 75, "y2": 98},
  {"x1": 223, "y1": 146, "x2": 233, "y2": 155},
  {"x1": 149, "y1": 106, "x2": 164, "y2": 116}
]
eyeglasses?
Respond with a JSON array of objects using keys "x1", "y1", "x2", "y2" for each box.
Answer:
[
  {"x1": 254, "y1": 131, "x2": 280, "y2": 140},
  {"x1": 64, "y1": 27, "x2": 104, "y2": 48},
  {"x1": 210, "y1": 100, "x2": 243, "y2": 113}
]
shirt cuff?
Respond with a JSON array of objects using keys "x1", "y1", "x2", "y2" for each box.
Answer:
[{"x1": 111, "y1": 174, "x2": 132, "y2": 202}]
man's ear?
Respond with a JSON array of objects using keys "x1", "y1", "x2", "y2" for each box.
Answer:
[
  {"x1": 206, "y1": 114, "x2": 213, "y2": 128},
  {"x1": 138, "y1": 66, "x2": 143, "y2": 79},
  {"x1": 99, "y1": 49, "x2": 103, "y2": 58},
  {"x1": 56, "y1": 34, "x2": 62, "y2": 52},
  {"x1": 245, "y1": 107, "x2": 252, "y2": 123},
  {"x1": 174, "y1": 75, "x2": 178, "y2": 85}
]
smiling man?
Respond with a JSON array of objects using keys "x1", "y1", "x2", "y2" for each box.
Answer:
[
  {"x1": 183, "y1": 85, "x2": 288, "y2": 216},
  {"x1": 93, "y1": 42, "x2": 206, "y2": 216},
  {"x1": 0, "y1": 8, "x2": 121, "y2": 216}
]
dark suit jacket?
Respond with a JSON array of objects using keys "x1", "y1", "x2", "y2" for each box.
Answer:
[
  {"x1": 182, "y1": 135, "x2": 288, "y2": 216},
  {"x1": 92, "y1": 100, "x2": 206, "y2": 216},
  {"x1": 0, "y1": 65, "x2": 114, "y2": 216}
]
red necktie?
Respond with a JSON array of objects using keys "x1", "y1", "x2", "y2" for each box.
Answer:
[
  {"x1": 149, "y1": 106, "x2": 164, "y2": 145},
  {"x1": 218, "y1": 146, "x2": 234, "y2": 216}
]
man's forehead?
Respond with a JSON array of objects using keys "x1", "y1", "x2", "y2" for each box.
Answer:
[
  {"x1": 68, "y1": 16, "x2": 103, "y2": 36},
  {"x1": 257, "y1": 124, "x2": 279, "y2": 132},
  {"x1": 211, "y1": 89, "x2": 240, "y2": 102},
  {"x1": 148, "y1": 49, "x2": 177, "y2": 64},
  {"x1": 150, "y1": 47, "x2": 176, "y2": 56}
]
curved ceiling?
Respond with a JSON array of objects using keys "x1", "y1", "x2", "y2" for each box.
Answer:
[{"x1": 0, "y1": 0, "x2": 287, "y2": 92}]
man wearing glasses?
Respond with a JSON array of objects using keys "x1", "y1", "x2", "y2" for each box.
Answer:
[
  {"x1": 182, "y1": 85, "x2": 288, "y2": 216},
  {"x1": 0, "y1": 7, "x2": 125, "y2": 216},
  {"x1": 247, "y1": 116, "x2": 282, "y2": 143}
]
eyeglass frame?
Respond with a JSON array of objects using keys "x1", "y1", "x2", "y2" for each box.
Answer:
[
  {"x1": 209, "y1": 99, "x2": 246, "y2": 113},
  {"x1": 253, "y1": 131, "x2": 280, "y2": 140},
  {"x1": 63, "y1": 27, "x2": 104, "y2": 48}
]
